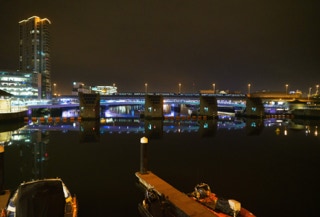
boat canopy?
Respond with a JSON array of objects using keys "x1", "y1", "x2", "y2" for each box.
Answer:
[{"x1": 15, "y1": 179, "x2": 66, "y2": 217}]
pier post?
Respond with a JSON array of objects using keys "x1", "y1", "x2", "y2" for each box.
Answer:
[
  {"x1": 140, "y1": 137, "x2": 148, "y2": 174},
  {"x1": 0, "y1": 146, "x2": 4, "y2": 194}
]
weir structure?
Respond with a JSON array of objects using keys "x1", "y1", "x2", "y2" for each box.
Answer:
[
  {"x1": 144, "y1": 94, "x2": 219, "y2": 119},
  {"x1": 28, "y1": 91, "x2": 313, "y2": 119}
]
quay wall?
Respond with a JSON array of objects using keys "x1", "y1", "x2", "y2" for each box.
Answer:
[
  {"x1": 0, "y1": 110, "x2": 28, "y2": 122},
  {"x1": 292, "y1": 109, "x2": 320, "y2": 118}
]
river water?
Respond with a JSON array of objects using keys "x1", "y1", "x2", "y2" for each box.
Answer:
[{"x1": 1, "y1": 116, "x2": 320, "y2": 217}]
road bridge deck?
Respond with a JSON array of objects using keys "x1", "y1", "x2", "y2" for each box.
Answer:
[{"x1": 136, "y1": 171, "x2": 217, "y2": 217}]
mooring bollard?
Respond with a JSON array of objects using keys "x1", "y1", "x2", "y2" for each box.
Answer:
[{"x1": 140, "y1": 137, "x2": 148, "y2": 174}]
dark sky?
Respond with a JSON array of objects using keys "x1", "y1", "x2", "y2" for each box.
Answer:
[{"x1": 0, "y1": 0, "x2": 319, "y2": 94}]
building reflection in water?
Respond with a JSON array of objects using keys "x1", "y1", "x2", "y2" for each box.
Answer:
[
  {"x1": 3, "y1": 128, "x2": 49, "y2": 184},
  {"x1": 80, "y1": 120, "x2": 100, "y2": 143},
  {"x1": 245, "y1": 118, "x2": 264, "y2": 136},
  {"x1": 144, "y1": 120, "x2": 163, "y2": 139},
  {"x1": 2, "y1": 117, "x2": 319, "y2": 183},
  {"x1": 198, "y1": 119, "x2": 217, "y2": 137},
  {"x1": 1, "y1": 115, "x2": 320, "y2": 217}
]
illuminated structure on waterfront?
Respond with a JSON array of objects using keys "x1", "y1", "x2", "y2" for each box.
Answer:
[
  {"x1": 19, "y1": 16, "x2": 52, "y2": 99},
  {"x1": 71, "y1": 82, "x2": 118, "y2": 95},
  {"x1": 0, "y1": 70, "x2": 38, "y2": 98},
  {"x1": 91, "y1": 85, "x2": 117, "y2": 95},
  {"x1": 71, "y1": 82, "x2": 91, "y2": 95}
]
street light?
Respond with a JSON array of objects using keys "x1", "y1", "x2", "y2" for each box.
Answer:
[
  {"x1": 247, "y1": 83, "x2": 251, "y2": 95},
  {"x1": 53, "y1": 83, "x2": 57, "y2": 96},
  {"x1": 145, "y1": 83, "x2": 148, "y2": 93},
  {"x1": 316, "y1": 84, "x2": 319, "y2": 95},
  {"x1": 308, "y1": 87, "x2": 312, "y2": 100},
  {"x1": 285, "y1": 84, "x2": 288, "y2": 95},
  {"x1": 212, "y1": 83, "x2": 215, "y2": 94},
  {"x1": 178, "y1": 83, "x2": 181, "y2": 94}
]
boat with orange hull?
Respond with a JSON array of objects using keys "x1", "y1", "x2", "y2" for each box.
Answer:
[
  {"x1": 138, "y1": 184, "x2": 255, "y2": 217},
  {"x1": 188, "y1": 183, "x2": 255, "y2": 217}
]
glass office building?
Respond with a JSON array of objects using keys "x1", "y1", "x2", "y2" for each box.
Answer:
[
  {"x1": 19, "y1": 16, "x2": 52, "y2": 99},
  {"x1": 0, "y1": 70, "x2": 38, "y2": 98}
]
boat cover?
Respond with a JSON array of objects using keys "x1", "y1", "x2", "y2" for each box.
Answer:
[{"x1": 15, "y1": 179, "x2": 65, "y2": 217}]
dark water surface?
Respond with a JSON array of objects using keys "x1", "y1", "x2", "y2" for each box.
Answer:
[{"x1": 2, "y1": 118, "x2": 320, "y2": 217}]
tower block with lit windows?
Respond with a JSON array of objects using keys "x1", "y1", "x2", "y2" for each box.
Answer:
[
  {"x1": 19, "y1": 16, "x2": 52, "y2": 99},
  {"x1": 144, "y1": 95, "x2": 163, "y2": 119},
  {"x1": 199, "y1": 95, "x2": 218, "y2": 119},
  {"x1": 79, "y1": 92, "x2": 100, "y2": 120}
]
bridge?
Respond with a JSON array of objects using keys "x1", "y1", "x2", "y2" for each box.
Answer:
[
  {"x1": 16, "y1": 91, "x2": 312, "y2": 119},
  {"x1": 51, "y1": 92, "x2": 246, "y2": 105},
  {"x1": 24, "y1": 92, "x2": 247, "y2": 119}
]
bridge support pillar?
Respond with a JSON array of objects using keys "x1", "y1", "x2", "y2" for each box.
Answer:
[
  {"x1": 79, "y1": 92, "x2": 100, "y2": 120},
  {"x1": 199, "y1": 95, "x2": 217, "y2": 118},
  {"x1": 245, "y1": 97, "x2": 265, "y2": 117},
  {"x1": 144, "y1": 95, "x2": 163, "y2": 119}
]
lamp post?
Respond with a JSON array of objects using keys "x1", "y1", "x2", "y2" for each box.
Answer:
[
  {"x1": 53, "y1": 83, "x2": 57, "y2": 96},
  {"x1": 178, "y1": 83, "x2": 181, "y2": 94},
  {"x1": 285, "y1": 84, "x2": 288, "y2": 95},
  {"x1": 145, "y1": 83, "x2": 148, "y2": 94},
  {"x1": 247, "y1": 83, "x2": 251, "y2": 95},
  {"x1": 140, "y1": 137, "x2": 148, "y2": 174},
  {"x1": 212, "y1": 83, "x2": 215, "y2": 94},
  {"x1": 308, "y1": 87, "x2": 312, "y2": 100},
  {"x1": 316, "y1": 84, "x2": 319, "y2": 95}
]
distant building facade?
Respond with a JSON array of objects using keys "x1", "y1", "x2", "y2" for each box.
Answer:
[
  {"x1": 0, "y1": 70, "x2": 38, "y2": 98},
  {"x1": 72, "y1": 82, "x2": 91, "y2": 95},
  {"x1": 91, "y1": 85, "x2": 117, "y2": 95},
  {"x1": 71, "y1": 82, "x2": 118, "y2": 95},
  {"x1": 19, "y1": 16, "x2": 52, "y2": 99}
]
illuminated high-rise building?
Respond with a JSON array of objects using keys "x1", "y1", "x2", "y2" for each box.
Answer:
[{"x1": 19, "y1": 16, "x2": 52, "y2": 99}]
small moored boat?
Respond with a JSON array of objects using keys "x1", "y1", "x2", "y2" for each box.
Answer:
[
  {"x1": 188, "y1": 183, "x2": 255, "y2": 217},
  {"x1": 138, "y1": 188, "x2": 175, "y2": 217},
  {"x1": 6, "y1": 178, "x2": 77, "y2": 217}
]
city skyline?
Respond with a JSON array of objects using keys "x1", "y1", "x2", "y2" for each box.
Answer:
[{"x1": 0, "y1": 0, "x2": 319, "y2": 95}]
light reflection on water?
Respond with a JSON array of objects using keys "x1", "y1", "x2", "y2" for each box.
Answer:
[{"x1": 1, "y1": 117, "x2": 320, "y2": 217}]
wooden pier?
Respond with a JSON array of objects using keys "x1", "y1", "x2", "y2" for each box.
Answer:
[
  {"x1": 136, "y1": 171, "x2": 217, "y2": 217},
  {"x1": 0, "y1": 190, "x2": 10, "y2": 211}
]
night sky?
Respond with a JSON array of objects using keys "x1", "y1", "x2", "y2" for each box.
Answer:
[{"x1": 0, "y1": 0, "x2": 319, "y2": 95}]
